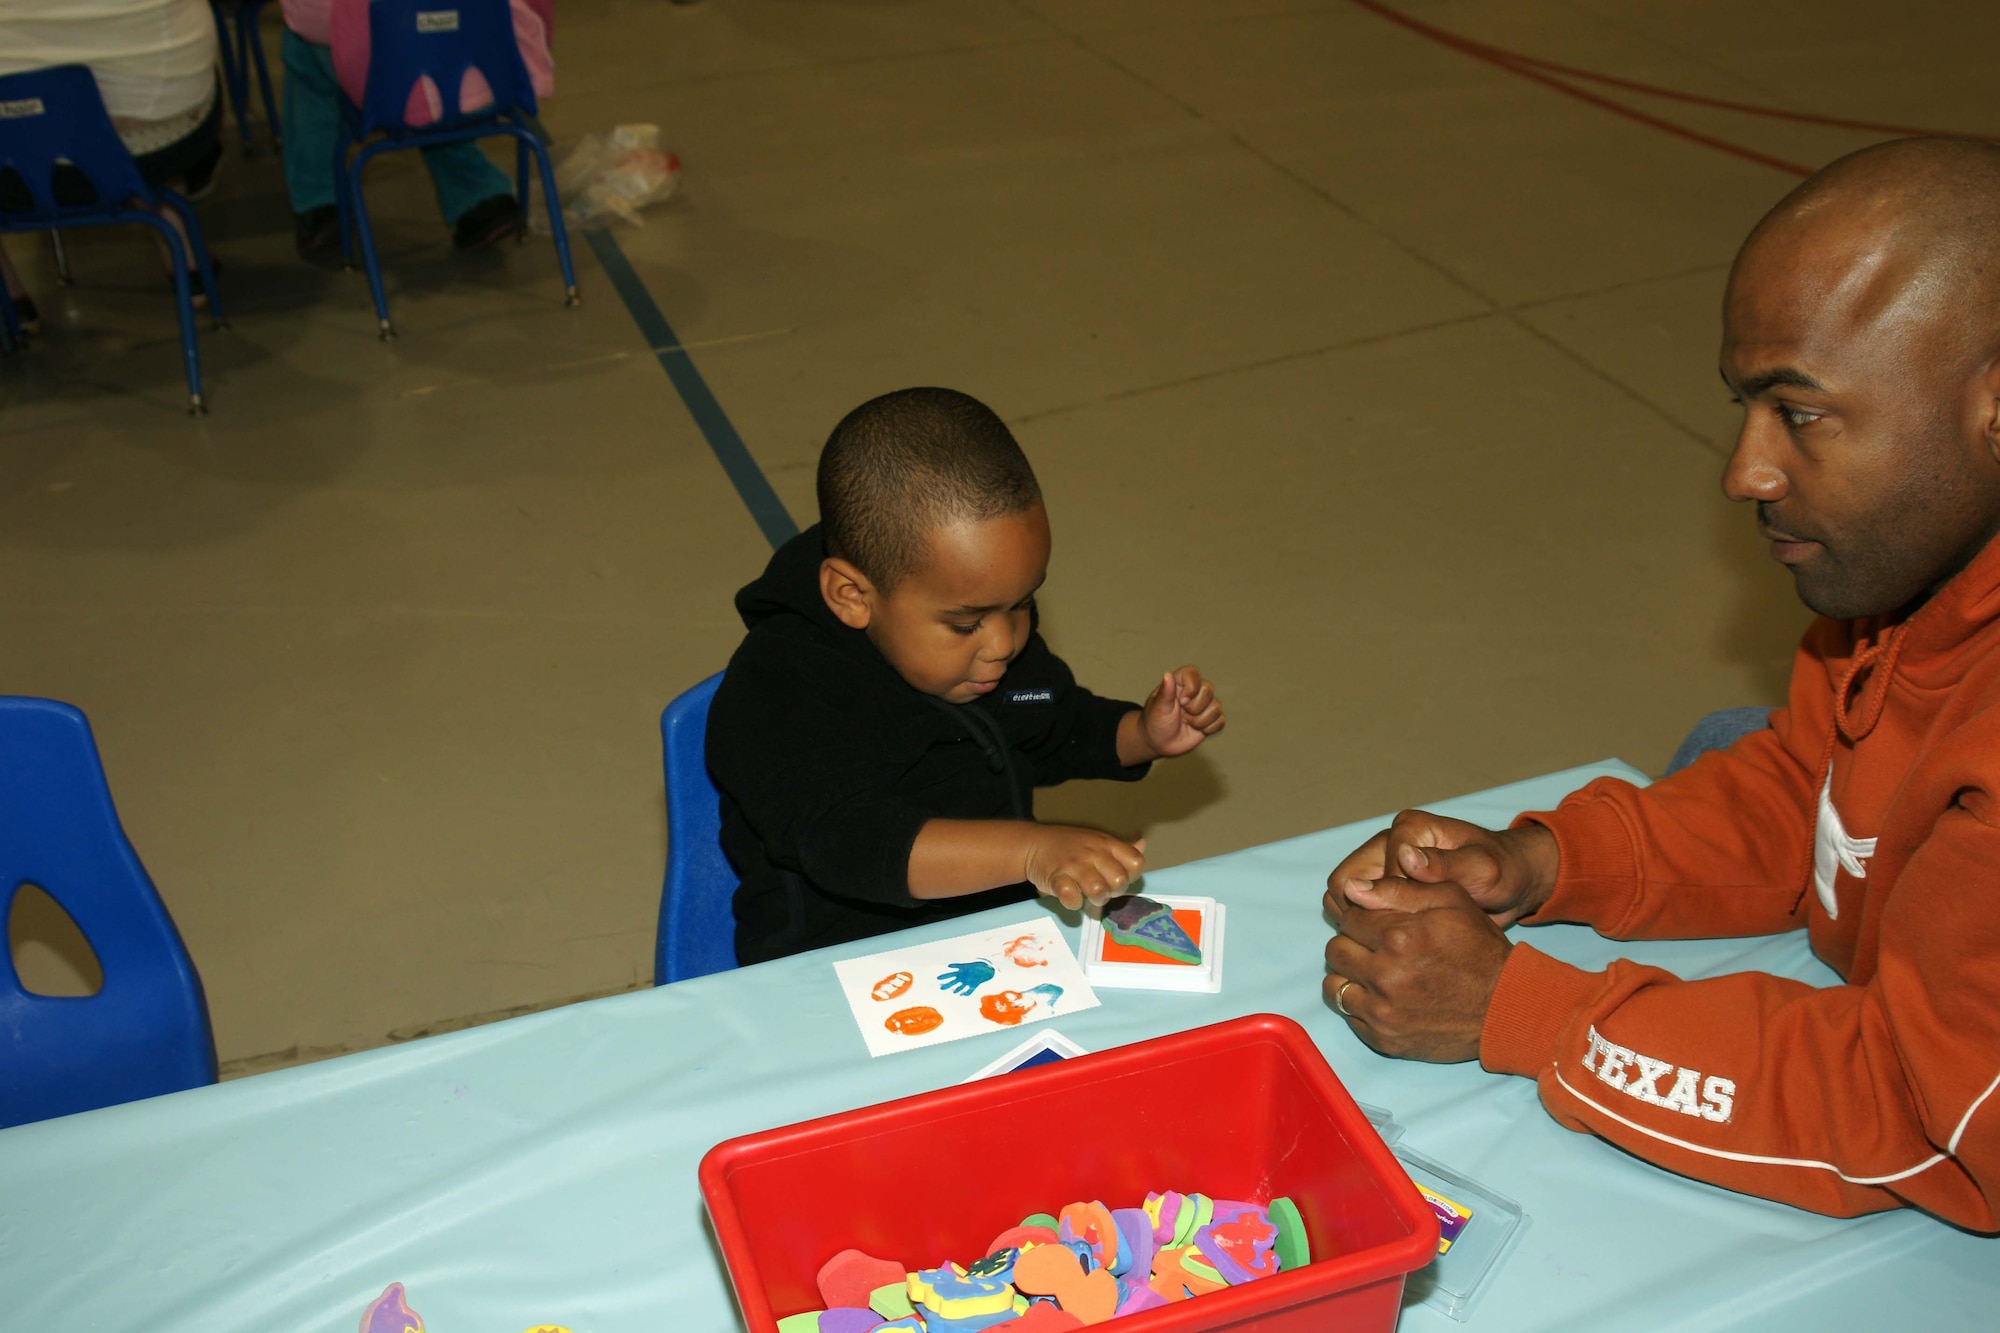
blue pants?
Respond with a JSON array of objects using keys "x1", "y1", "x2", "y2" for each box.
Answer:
[
  {"x1": 279, "y1": 30, "x2": 511, "y2": 225},
  {"x1": 1665, "y1": 707, "x2": 1775, "y2": 776}
]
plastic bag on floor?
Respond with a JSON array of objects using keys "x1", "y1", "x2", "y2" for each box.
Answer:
[{"x1": 534, "y1": 125, "x2": 682, "y2": 232}]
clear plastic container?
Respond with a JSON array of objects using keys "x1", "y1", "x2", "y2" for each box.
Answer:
[{"x1": 1394, "y1": 1148, "x2": 1530, "y2": 1322}]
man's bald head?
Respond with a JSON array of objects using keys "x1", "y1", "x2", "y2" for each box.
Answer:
[
  {"x1": 1736, "y1": 137, "x2": 2000, "y2": 373},
  {"x1": 1721, "y1": 137, "x2": 2000, "y2": 621}
]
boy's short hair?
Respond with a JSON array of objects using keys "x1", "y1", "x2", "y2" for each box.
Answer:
[{"x1": 817, "y1": 387, "x2": 1043, "y2": 590}]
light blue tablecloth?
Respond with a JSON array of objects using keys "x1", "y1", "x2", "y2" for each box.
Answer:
[{"x1": 1, "y1": 761, "x2": 1992, "y2": 1332}]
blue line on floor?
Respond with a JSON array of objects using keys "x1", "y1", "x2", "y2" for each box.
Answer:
[{"x1": 585, "y1": 228, "x2": 799, "y2": 549}]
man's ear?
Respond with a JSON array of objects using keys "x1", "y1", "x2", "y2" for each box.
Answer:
[
  {"x1": 820, "y1": 557, "x2": 876, "y2": 630},
  {"x1": 1981, "y1": 358, "x2": 2000, "y2": 466}
]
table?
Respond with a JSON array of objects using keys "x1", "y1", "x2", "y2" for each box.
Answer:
[{"x1": 2, "y1": 761, "x2": 1993, "y2": 1332}]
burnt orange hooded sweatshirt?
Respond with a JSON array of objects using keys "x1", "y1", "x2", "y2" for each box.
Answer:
[{"x1": 1482, "y1": 536, "x2": 2000, "y2": 1227}]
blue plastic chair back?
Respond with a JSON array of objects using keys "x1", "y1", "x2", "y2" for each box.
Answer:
[
  {"x1": 656, "y1": 673, "x2": 739, "y2": 984},
  {"x1": 0, "y1": 66, "x2": 155, "y2": 220},
  {"x1": 360, "y1": 0, "x2": 538, "y2": 135},
  {"x1": 0, "y1": 698, "x2": 216, "y2": 1127}
]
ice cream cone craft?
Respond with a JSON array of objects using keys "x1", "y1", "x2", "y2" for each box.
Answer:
[{"x1": 1102, "y1": 896, "x2": 1200, "y2": 963}]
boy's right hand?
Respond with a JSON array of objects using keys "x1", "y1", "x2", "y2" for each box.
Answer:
[{"x1": 1023, "y1": 826, "x2": 1147, "y2": 911}]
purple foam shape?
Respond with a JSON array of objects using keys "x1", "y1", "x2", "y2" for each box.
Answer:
[
  {"x1": 1145, "y1": 1190, "x2": 1185, "y2": 1247},
  {"x1": 1111, "y1": 1208, "x2": 1156, "y2": 1286},
  {"x1": 1115, "y1": 1282, "x2": 1170, "y2": 1317},
  {"x1": 1193, "y1": 1201, "x2": 1279, "y2": 1285},
  {"x1": 820, "y1": 1309, "x2": 888, "y2": 1333},
  {"x1": 360, "y1": 1283, "x2": 424, "y2": 1333}
]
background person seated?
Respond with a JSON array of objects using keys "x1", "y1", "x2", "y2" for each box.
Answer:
[
  {"x1": 0, "y1": 0, "x2": 225, "y2": 330},
  {"x1": 278, "y1": 0, "x2": 553, "y2": 260}
]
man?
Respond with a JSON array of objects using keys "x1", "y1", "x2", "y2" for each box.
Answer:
[{"x1": 1324, "y1": 137, "x2": 2000, "y2": 1228}]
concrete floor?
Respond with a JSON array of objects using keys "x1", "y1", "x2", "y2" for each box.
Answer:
[{"x1": 5, "y1": 0, "x2": 1988, "y2": 1074}]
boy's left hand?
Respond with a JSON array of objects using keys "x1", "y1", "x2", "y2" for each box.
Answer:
[{"x1": 1139, "y1": 666, "x2": 1226, "y2": 759}]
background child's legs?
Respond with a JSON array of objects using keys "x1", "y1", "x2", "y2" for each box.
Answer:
[
  {"x1": 280, "y1": 30, "x2": 344, "y2": 214},
  {"x1": 420, "y1": 142, "x2": 513, "y2": 227},
  {"x1": 282, "y1": 30, "x2": 511, "y2": 228}
]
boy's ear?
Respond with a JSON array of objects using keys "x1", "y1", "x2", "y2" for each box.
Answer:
[{"x1": 820, "y1": 557, "x2": 876, "y2": 630}]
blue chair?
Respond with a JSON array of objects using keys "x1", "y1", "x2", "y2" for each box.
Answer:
[
  {"x1": 334, "y1": 0, "x2": 578, "y2": 340},
  {"x1": 0, "y1": 698, "x2": 217, "y2": 1128},
  {"x1": 0, "y1": 65, "x2": 227, "y2": 413},
  {"x1": 212, "y1": 1, "x2": 282, "y2": 154},
  {"x1": 656, "y1": 673, "x2": 739, "y2": 984}
]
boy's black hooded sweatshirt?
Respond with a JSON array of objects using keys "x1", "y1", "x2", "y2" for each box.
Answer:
[{"x1": 707, "y1": 525, "x2": 1149, "y2": 965}]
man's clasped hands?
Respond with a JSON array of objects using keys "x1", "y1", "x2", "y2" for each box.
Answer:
[{"x1": 1322, "y1": 809, "x2": 1562, "y2": 1063}]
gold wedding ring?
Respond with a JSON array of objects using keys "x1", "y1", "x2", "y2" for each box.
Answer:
[{"x1": 1333, "y1": 979, "x2": 1358, "y2": 1017}]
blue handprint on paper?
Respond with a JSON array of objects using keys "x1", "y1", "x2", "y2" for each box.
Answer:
[
  {"x1": 937, "y1": 959, "x2": 996, "y2": 995},
  {"x1": 1023, "y1": 983, "x2": 1065, "y2": 1013}
]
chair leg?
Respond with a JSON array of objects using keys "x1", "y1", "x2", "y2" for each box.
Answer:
[
  {"x1": 333, "y1": 134, "x2": 356, "y2": 268},
  {"x1": 212, "y1": 4, "x2": 255, "y2": 154},
  {"x1": 50, "y1": 229, "x2": 73, "y2": 285},
  {"x1": 524, "y1": 135, "x2": 580, "y2": 307},
  {"x1": 142, "y1": 214, "x2": 206, "y2": 414},
  {"x1": 246, "y1": 11, "x2": 282, "y2": 151},
  {"x1": 160, "y1": 193, "x2": 228, "y2": 330},
  {"x1": 346, "y1": 157, "x2": 395, "y2": 339},
  {"x1": 515, "y1": 138, "x2": 531, "y2": 245}
]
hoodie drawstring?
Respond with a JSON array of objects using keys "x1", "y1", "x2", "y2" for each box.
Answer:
[
  {"x1": 1798, "y1": 621, "x2": 1909, "y2": 910},
  {"x1": 927, "y1": 697, "x2": 1028, "y2": 821}
]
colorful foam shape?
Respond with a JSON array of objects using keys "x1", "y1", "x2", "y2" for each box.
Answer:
[
  {"x1": 967, "y1": 1247, "x2": 1018, "y2": 1284},
  {"x1": 774, "y1": 1314, "x2": 824, "y2": 1333},
  {"x1": 1021, "y1": 1212, "x2": 1060, "y2": 1231},
  {"x1": 1268, "y1": 1196, "x2": 1311, "y2": 1271},
  {"x1": 1102, "y1": 896, "x2": 1200, "y2": 964},
  {"x1": 1193, "y1": 1202, "x2": 1279, "y2": 1284},
  {"x1": 870, "y1": 1282, "x2": 916, "y2": 1320},
  {"x1": 1010, "y1": 1305, "x2": 1084, "y2": 1331},
  {"x1": 1012, "y1": 1244, "x2": 1117, "y2": 1326},
  {"x1": 820, "y1": 1249, "x2": 909, "y2": 1311},
  {"x1": 1113, "y1": 1282, "x2": 1169, "y2": 1317},
  {"x1": 989, "y1": 1224, "x2": 1060, "y2": 1256},
  {"x1": 1057, "y1": 1201, "x2": 1119, "y2": 1273},
  {"x1": 1110, "y1": 1208, "x2": 1155, "y2": 1286},
  {"x1": 819, "y1": 1309, "x2": 887, "y2": 1333},
  {"x1": 1148, "y1": 1245, "x2": 1227, "y2": 1302},
  {"x1": 922, "y1": 1308, "x2": 1020, "y2": 1333},
  {"x1": 361, "y1": 1283, "x2": 424, "y2": 1333},
  {"x1": 872, "y1": 1321, "x2": 925, "y2": 1333},
  {"x1": 1143, "y1": 1191, "x2": 1184, "y2": 1247},
  {"x1": 910, "y1": 1265, "x2": 1015, "y2": 1320}
]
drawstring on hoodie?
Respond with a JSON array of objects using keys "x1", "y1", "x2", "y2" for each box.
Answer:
[
  {"x1": 928, "y1": 697, "x2": 1028, "y2": 821},
  {"x1": 1799, "y1": 619, "x2": 1910, "y2": 909}
]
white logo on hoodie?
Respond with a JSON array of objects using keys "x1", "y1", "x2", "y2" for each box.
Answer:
[{"x1": 1812, "y1": 774, "x2": 1876, "y2": 920}]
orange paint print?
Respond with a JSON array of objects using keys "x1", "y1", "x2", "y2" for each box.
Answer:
[
  {"x1": 884, "y1": 1006, "x2": 944, "y2": 1036},
  {"x1": 980, "y1": 991, "x2": 1032, "y2": 1026},
  {"x1": 1002, "y1": 933, "x2": 1050, "y2": 968},
  {"x1": 871, "y1": 971, "x2": 913, "y2": 1001}
]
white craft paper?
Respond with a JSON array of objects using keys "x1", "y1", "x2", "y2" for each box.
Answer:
[{"x1": 833, "y1": 918, "x2": 1100, "y2": 1058}]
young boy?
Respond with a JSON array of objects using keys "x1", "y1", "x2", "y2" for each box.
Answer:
[{"x1": 707, "y1": 387, "x2": 1226, "y2": 965}]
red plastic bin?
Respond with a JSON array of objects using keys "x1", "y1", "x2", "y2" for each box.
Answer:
[{"x1": 699, "y1": 1013, "x2": 1440, "y2": 1333}]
